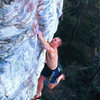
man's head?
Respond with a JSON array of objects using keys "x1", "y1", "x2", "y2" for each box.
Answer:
[{"x1": 49, "y1": 37, "x2": 62, "y2": 48}]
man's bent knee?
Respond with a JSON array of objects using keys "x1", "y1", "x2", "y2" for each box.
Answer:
[
  {"x1": 48, "y1": 86, "x2": 54, "y2": 90},
  {"x1": 48, "y1": 84, "x2": 55, "y2": 90}
]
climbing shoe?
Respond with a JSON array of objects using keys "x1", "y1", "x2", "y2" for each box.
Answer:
[{"x1": 31, "y1": 96, "x2": 41, "y2": 100}]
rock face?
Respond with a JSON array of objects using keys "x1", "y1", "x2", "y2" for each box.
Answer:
[{"x1": 0, "y1": 0, "x2": 63, "y2": 100}]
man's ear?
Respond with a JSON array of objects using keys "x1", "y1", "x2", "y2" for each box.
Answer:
[{"x1": 47, "y1": 41, "x2": 49, "y2": 43}]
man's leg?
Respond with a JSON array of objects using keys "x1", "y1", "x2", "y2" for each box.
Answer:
[
  {"x1": 48, "y1": 74, "x2": 65, "y2": 89},
  {"x1": 35, "y1": 75, "x2": 46, "y2": 98}
]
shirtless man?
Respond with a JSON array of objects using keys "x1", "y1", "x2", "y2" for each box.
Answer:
[{"x1": 33, "y1": 31, "x2": 65, "y2": 99}]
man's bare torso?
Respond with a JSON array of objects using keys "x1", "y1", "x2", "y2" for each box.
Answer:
[{"x1": 46, "y1": 49, "x2": 58, "y2": 70}]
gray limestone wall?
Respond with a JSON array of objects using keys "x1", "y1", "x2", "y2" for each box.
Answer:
[{"x1": 0, "y1": 0, "x2": 63, "y2": 100}]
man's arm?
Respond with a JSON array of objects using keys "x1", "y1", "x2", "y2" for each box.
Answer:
[{"x1": 38, "y1": 32, "x2": 53, "y2": 53}]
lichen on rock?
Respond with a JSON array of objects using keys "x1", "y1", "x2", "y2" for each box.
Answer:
[{"x1": 0, "y1": 0, "x2": 63, "y2": 99}]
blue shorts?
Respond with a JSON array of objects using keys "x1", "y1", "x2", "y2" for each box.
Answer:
[{"x1": 41, "y1": 64, "x2": 61, "y2": 84}]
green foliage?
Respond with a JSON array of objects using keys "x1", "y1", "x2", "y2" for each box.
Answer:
[
  {"x1": 95, "y1": 86, "x2": 100, "y2": 93},
  {"x1": 42, "y1": 94, "x2": 50, "y2": 100},
  {"x1": 59, "y1": 42, "x2": 92, "y2": 66},
  {"x1": 55, "y1": 0, "x2": 99, "y2": 65},
  {"x1": 54, "y1": 0, "x2": 100, "y2": 100}
]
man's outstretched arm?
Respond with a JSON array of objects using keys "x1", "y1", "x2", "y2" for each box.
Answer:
[{"x1": 38, "y1": 31, "x2": 53, "y2": 53}]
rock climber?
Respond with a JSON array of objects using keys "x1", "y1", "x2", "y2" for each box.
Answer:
[{"x1": 32, "y1": 31, "x2": 65, "y2": 100}]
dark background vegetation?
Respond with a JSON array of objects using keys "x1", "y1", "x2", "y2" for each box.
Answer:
[{"x1": 43, "y1": 0, "x2": 100, "y2": 100}]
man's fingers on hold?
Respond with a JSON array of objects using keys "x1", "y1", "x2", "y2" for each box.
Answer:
[{"x1": 38, "y1": 31, "x2": 42, "y2": 35}]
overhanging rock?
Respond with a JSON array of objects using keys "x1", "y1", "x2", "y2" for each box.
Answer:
[{"x1": 0, "y1": 0, "x2": 63, "y2": 99}]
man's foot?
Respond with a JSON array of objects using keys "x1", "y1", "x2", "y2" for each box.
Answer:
[
  {"x1": 56, "y1": 74, "x2": 65, "y2": 84},
  {"x1": 31, "y1": 95, "x2": 41, "y2": 100},
  {"x1": 31, "y1": 93, "x2": 42, "y2": 100},
  {"x1": 31, "y1": 96, "x2": 41, "y2": 100}
]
